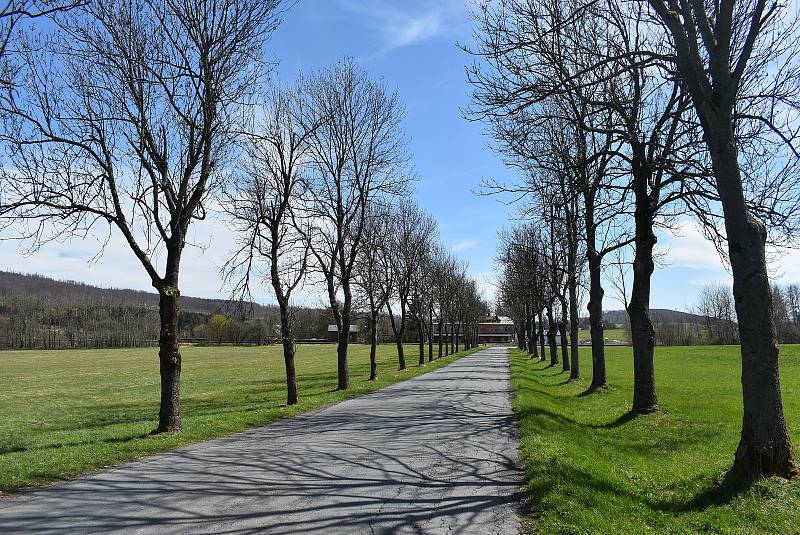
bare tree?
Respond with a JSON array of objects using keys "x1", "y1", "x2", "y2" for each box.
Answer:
[
  {"x1": 223, "y1": 82, "x2": 313, "y2": 406},
  {"x1": 354, "y1": 207, "x2": 392, "y2": 381},
  {"x1": 409, "y1": 236, "x2": 438, "y2": 365},
  {"x1": 0, "y1": 0, "x2": 286, "y2": 433},
  {"x1": 645, "y1": 0, "x2": 800, "y2": 477},
  {"x1": 300, "y1": 58, "x2": 408, "y2": 390},
  {"x1": 385, "y1": 199, "x2": 436, "y2": 370},
  {"x1": 694, "y1": 283, "x2": 739, "y2": 345}
]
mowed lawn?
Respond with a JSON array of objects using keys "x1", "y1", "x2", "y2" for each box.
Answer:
[
  {"x1": 509, "y1": 345, "x2": 800, "y2": 534},
  {"x1": 0, "y1": 343, "x2": 477, "y2": 494}
]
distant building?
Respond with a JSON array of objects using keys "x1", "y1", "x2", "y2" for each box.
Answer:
[
  {"x1": 478, "y1": 315, "x2": 515, "y2": 344},
  {"x1": 327, "y1": 324, "x2": 360, "y2": 343},
  {"x1": 433, "y1": 315, "x2": 515, "y2": 345}
]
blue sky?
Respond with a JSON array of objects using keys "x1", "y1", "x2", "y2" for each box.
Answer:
[{"x1": 1, "y1": 0, "x2": 797, "y2": 312}]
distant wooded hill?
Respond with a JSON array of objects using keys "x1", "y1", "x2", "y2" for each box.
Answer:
[
  {"x1": 0, "y1": 271, "x2": 329, "y2": 350},
  {"x1": 0, "y1": 271, "x2": 276, "y2": 317}
]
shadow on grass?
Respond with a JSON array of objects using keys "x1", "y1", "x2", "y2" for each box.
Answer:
[
  {"x1": 0, "y1": 432, "x2": 152, "y2": 456},
  {"x1": 522, "y1": 458, "x2": 755, "y2": 521},
  {"x1": 577, "y1": 384, "x2": 608, "y2": 397},
  {"x1": 517, "y1": 406, "x2": 662, "y2": 435},
  {"x1": 598, "y1": 411, "x2": 638, "y2": 429},
  {"x1": 660, "y1": 470, "x2": 755, "y2": 512}
]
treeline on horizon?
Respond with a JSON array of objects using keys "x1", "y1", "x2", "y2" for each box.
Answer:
[
  {"x1": 0, "y1": 271, "x2": 333, "y2": 349},
  {"x1": 602, "y1": 284, "x2": 800, "y2": 346}
]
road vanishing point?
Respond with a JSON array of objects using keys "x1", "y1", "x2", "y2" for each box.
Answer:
[{"x1": 0, "y1": 347, "x2": 521, "y2": 534}]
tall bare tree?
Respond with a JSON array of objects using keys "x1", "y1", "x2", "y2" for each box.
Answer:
[
  {"x1": 300, "y1": 58, "x2": 408, "y2": 390},
  {"x1": 0, "y1": 0, "x2": 286, "y2": 433},
  {"x1": 354, "y1": 207, "x2": 392, "y2": 381},
  {"x1": 223, "y1": 82, "x2": 313, "y2": 406},
  {"x1": 385, "y1": 199, "x2": 436, "y2": 370}
]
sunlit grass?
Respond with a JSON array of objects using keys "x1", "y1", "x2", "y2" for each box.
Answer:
[
  {"x1": 509, "y1": 345, "x2": 800, "y2": 534},
  {"x1": 0, "y1": 343, "x2": 477, "y2": 494}
]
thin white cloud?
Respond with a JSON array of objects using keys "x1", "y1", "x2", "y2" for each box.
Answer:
[
  {"x1": 452, "y1": 239, "x2": 479, "y2": 252},
  {"x1": 336, "y1": 0, "x2": 451, "y2": 50},
  {"x1": 658, "y1": 219, "x2": 727, "y2": 271}
]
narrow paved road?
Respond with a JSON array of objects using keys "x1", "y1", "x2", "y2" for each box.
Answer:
[{"x1": 0, "y1": 347, "x2": 520, "y2": 534}]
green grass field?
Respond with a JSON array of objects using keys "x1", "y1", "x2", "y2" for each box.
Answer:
[
  {"x1": 577, "y1": 327, "x2": 629, "y2": 344},
  {"x1": 509, "y1": 345, "x2": 800, "y2": 534},
  {"x1": 0, "y1": 343, "x2": 477, "y2": 494}
]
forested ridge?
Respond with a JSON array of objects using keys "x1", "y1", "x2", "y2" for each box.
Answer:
[{"x1": 0, "y1": 271, "x2": 329, "y2": 349}]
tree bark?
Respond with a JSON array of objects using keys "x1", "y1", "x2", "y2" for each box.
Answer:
[
  {"x1": 529, "y1": 309, "x2": 538, "y2": 358},
  {"x1": 546, "y1": 305, "x2": 558, "y2": 366},
  {"x1": 387, "y1": 301, "x2": 406, "y2": 370},
  {"x1": 586, "y1": 245, "x2": 607, "y2": 390},
  {"x1": 282, "y1": 336, "x2": 298, "y2": 405},
  {"x1": 428, "y1": 306, "x2": 434, "y2": 362},
  {"x1": 524, "y1": 305, "x2": 532, "y2": 354},
  {"x1": 155, "y1": 286, "x2": 181, "y2": 434},
  {"x1": 277, "y1": 303, "x2": 298, "y2": 405},
  {"x1": 418, "y1": 317, "x2": 425, "y2": 366},
  {"x1": 559, "y1": 302, "x2": 570, "y2": 373},
  {"x1": 567, "y1": 231, "x2": 580, "y2": 380},
  {"x1": 538, "y1": 311, "x2": 546, "y2": 361},
  {"x1": 369, "y1": 312, "x2": 378, "y2": 381},
  {"x1": 438, "y1": 317, "x2": 443, "y2": 358},
  {"x1": 628, "y1": 177, "x2": 658, "y2": 413},
  {"x1": 712, "y1": 135, "x2": 796, "y2": 477},
  {"x1": 337, "y1": 295, "x2": 351, "y2": 390}
]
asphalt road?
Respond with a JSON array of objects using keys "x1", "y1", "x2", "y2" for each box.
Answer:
[{"x1": 0, "y1": 347, "x2": 521, "y2": 534}]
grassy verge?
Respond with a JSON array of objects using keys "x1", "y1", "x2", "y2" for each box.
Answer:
[
  {"x1": 0, "y1": 343, "x2": 478, "y2": 494},
  {"x1": 508, "y1": 345, "x2": 800, "y2": 534}
]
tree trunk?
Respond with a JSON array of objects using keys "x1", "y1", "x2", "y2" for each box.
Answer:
[
  {"x1": 337, "y1": 294, "x2": 351, "y2": 390},
  {"x1": 418, "y1": 317, "x2": 425, "y2": 366},
  {"x1": 530, "y1": 310, "x2": 538, "y2": 359},
  {"x1": 711, "y1": 135, "x2": 796, "y2": 477},
  {"x1": 428, "y1": 306, "x2": 434, "y2": 362},
  {"x1": 524, "y1": 305, "x2": 532, "y2": 354},
  {"x1": 586, "y1": 246, "x2": 607, "y2": 390},
  {"x1": 628, "y1": 182, "x2": 658, "y2": 413},
  {"x1": 282, "y1": 336, "x2": 298, "y2": 405},
  {"x1": 337, "y1": 327, "x2": 350, "y2": 389},
  {"x1": 538, "y1": 311, "x2": 546, "y2": 361},
  {"x1": 559, "y1": 307, "x2": 570, "y2": 373},
  {"x1": 546, "y1": 306, "x2": 558, "y2": 366},
  {"x1": 387, "y1": 302, "x2": 406, "y2": 370},
  {"x1": 155, "y1": 286, "x2": 181, "y2": 434},
  {"x1": 447, "y1": 322, "x2": 452, "y2": 355},
  {"x1": 369, "y1": 312, "x2": 378, "y2": 381},
  {"x1": 567, "y1": 234, "x2": 580, "y2": 380},
  {"x1": 438, "y1": 317, "x2": 443, "y2": 358},
  {"x1": 278, "y1": 302, "x2": 298, "y2": 405}
]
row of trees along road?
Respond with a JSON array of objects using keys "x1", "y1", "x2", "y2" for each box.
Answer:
[
  {"x1": 0, "y1": 2, "x2": 487, "y2": 433},
  {"x1": 471, "y1": 0, "x2": 800, "y2": 479}
]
